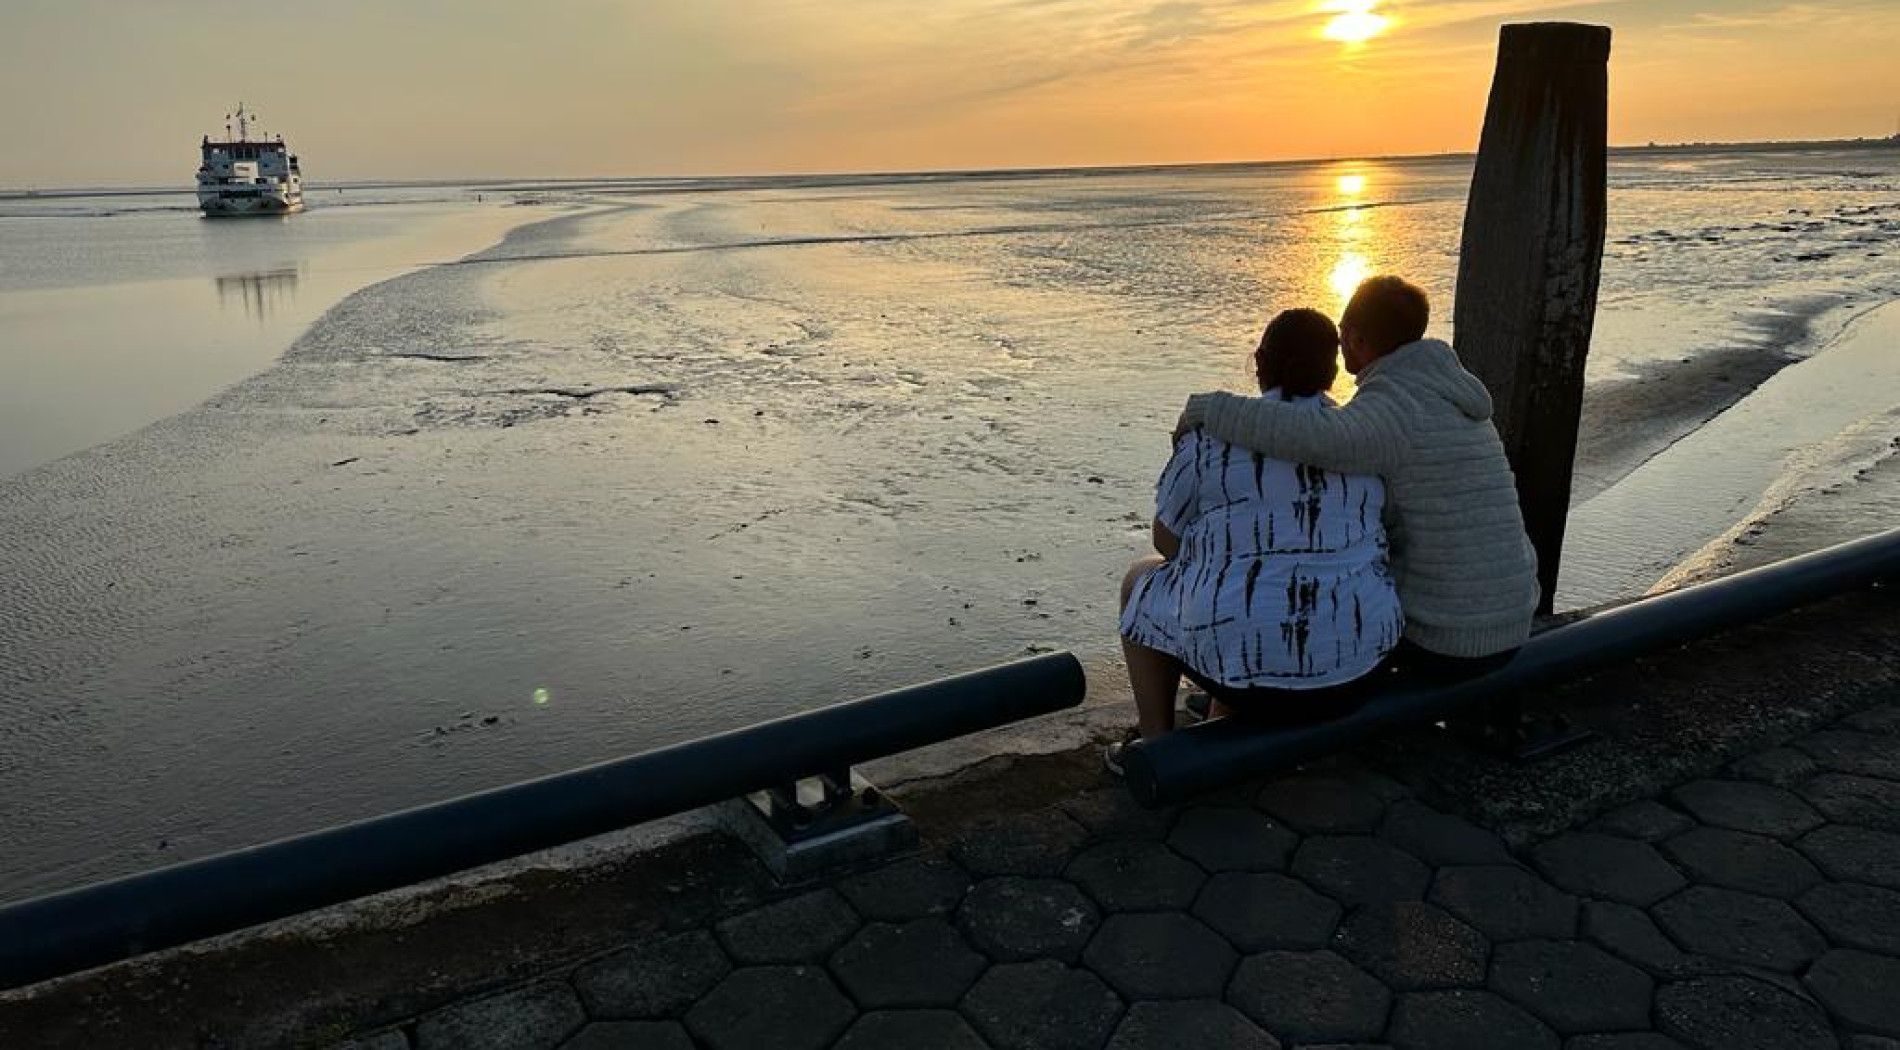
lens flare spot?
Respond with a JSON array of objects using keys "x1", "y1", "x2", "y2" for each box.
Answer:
[
  {"x1": 533, "y1": 686, "x2": 551, "y2": 706},
  {"x1": 1336, "y1": 174, "x2": 1367, "y2": 196}
]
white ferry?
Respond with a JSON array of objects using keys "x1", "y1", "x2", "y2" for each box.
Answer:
[{"x1": 196, "y1": 104, "x2": 303, "y2": 216}]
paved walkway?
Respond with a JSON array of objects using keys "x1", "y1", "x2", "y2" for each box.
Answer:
[{"x1": 329, "y1": 705, "x2": 1900, "y2": 1050}]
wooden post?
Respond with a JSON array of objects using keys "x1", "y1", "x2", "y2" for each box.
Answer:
[{"x1": 1453, "y1": 22, "x2": 1610, "y2": 615}]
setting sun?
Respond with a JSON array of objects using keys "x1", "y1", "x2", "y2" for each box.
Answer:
[{"x1": 1322, "y1": 1, "x2": 1391, "y2": 44}]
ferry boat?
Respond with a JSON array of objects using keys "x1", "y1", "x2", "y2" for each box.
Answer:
[{"x1": 196, "y1": 104, "x2": 303, "y2": 216}]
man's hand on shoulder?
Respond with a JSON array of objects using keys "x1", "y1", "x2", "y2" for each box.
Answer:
[{"x1": 1173, "y1": 391, "x2": 1225, "y2": 444}]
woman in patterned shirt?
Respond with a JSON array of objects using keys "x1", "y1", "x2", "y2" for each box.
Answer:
[{"x1": 1109, "y1": 309, "x2": 1403, "y2": 769}]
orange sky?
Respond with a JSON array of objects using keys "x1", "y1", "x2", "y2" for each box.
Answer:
[{"x1": 2, "y1": 1, "x2": 1897, "y2": 186}]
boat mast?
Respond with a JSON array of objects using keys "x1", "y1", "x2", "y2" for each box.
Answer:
[{"x1": 235, "y1": 103, "x2": 251, "y2": 143}]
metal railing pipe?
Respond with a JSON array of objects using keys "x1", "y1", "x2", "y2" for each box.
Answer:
[
  {"x1": 0, "y1": 651, "x2": 1086, "y2": 990},
  {"x1": 1124, "y1": 526, "x2": 1900, "y2": 806}
]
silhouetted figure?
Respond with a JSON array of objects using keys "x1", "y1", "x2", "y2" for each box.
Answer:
[
  {"x1": 1109, "y1": 309, "x2": 1403, "y2": 772},
  {"x1": 1176, "y1": 276, "x2": 1538, "y2": 685}
]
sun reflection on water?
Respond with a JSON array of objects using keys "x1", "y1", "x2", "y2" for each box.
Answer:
[
  {"x1": 1323, "y1": 167, "x2": 1383, "y2": 401},
  {"x1": 1329, "y1": 253, "x2": 1371, "y2": 313}
]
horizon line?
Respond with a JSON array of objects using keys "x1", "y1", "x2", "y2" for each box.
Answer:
[{"x1": 6, "y1": 133, "x2": 1897, "y2": 199}]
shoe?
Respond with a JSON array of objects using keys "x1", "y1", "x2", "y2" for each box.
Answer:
[{"x1": 1103, "y1": 729, "x2": 1141, "y2": 777}]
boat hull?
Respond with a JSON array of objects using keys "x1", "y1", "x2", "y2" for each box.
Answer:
[{"x1": 199, "y1": 192, "x2": 304, "y2": 216}]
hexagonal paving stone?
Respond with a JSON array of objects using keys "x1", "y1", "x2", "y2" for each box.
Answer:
[
  {"x1": 1798, "y1": 824, "x2": 1900, "y2": 889},
  {"x1": 559, "y1": 1021, "x2": 693, "y2": 1050},
  {"x1": 833, "y1": 1010, "x2": 989, "y2": 1050},
  {"x1": 959, "y1": 960, "x2": 1124, "y2": 1050},
  {"x1": 1654, "y1": 975, "x2": 1838, "y2": 1050},
  {"x1": 950, "y1": 809, "x2": 1090, "y2": 877},
  {"x1": 1168, "y1": 807, "x2": 1298, "y2": 871},
  {"x1": 1292, "y1": 836, "x2": 1431, "y2": 907},
  {"x1": 1843, "y1": 704, "x2": 1900, "y2": 735},
  {"x1": 958, "y1": 876, "x2": 1100, "y2": 962},
  {"x1": 1386, "y1": 989, "x2": 1558, "y2": 1050},
  {"x1": 837, "y1": 855, "x2": 970, "y2": 921},
  {"x1": 684, "y1": 966, "x2": 856, "y2": 1050},
  {"x1": 572, "y1": 929, "x2": 730, "y2": 1018},
  {"x1": 1332, "y1": 901, "x2": 1489, "y2": 990},
  {"x1": 331, "y1": 1033, "x2": 409, "y2": 1050},
  {"x1": 714, "y1": 889, "x2": 860, "y2": 964},
  {"x1": 1199, "y1": 779, "x2": 1277, "y2": 807},
  {"x1": 1060, "y1": 788, "x2": 1177, "y2": 841},
  {"x1": 1796, "y1": 881, "x2": 1900, "y2": 955},
  {"x1": 1566, "y1": 1036, "x2": 1689, "y2": 1050},
  {"x1": 1658, "y1": 826, "x2": 1823, "y2": 899},
  {"x1": 831, "y1": 918, "x2": 987, "y2": 1008},
  {"x1": 1726, "y1": 747, "x2": 1820, "y2": 789},
  {"x1": 1257, "y1": 774, "x2": 1393, "y2": 834},
  {"x1": 1066, "y1": 840, "x2": 1206, "y2": 911},
  {"x1": 1430, "y1": 866, "x2": 1578, "y2": 942},
  {"x1": 1798, "y1": 773, "x2": 1900, "y2": 832},
  {"x1": 1651, "y1": 887, "x2": 1827, "y2": 973},
  {"x1": 416, "y1": 981, "x2": 587, "y2": 1050},
  {"x1": 1669, "y1": 780, "x2": 1824, "y2": 839},
  {"x1": 1793, "y1": 730, "x2": 1900, "y2": 781},
  {"x1": 1806, "y1": 949, "x2": 1900, "y2": 1038},
  {"x1": 1531, "y1": 833, "x2": 1686, "y2": 907},
  {"x1": 1580, "y1": 900, "x2": 1692, "y2": 976},
  {"x1": 1082, "y1": 912, "x2": 1238, "y2": 999},
  {"x1": 1192, "y1": 872, "x2": 1343, "y2": 951},
  {"x1": 1487, "y1": 940, "x2": 1654, "y2": 1035},
  {"x1": 1587, "y1": 800, "x2": 1696, "y2": 843},
  {"x1": 1226, "y1": 950, "x2": 1390, "y2": 1044},
  {"x1": 1380, "y1": 800, "x2": 1513, "y2": 865},
  {"x1": 1105, "y1": 1001, "x2": 1281, "y2": 1050}
]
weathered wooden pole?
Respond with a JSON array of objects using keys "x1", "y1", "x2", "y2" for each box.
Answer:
[{"x1": 1453, "y1": 22, "x2": 1610, "y2": 614}]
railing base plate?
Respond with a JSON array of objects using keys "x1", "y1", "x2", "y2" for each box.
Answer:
[{"x1": 720, "y1": 771, "x2": 917, "y2": 882}]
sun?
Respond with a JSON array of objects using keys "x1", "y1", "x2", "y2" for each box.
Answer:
[{"x1": 1321, "y1": 1, "x2": 1391, "y2": 44}]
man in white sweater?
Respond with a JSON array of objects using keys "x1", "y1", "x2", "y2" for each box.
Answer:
[{"x1": 1175, "y1": 276, "x2": 1540, "y2": 678}]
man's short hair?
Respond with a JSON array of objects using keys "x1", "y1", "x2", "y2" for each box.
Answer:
[{"x1": 1344, "y1": 276, "x2": 1430, "y2": 354}]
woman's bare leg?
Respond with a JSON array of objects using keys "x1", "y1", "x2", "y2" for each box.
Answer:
[{"x1": 1120, "y1": 555, "x2": 1181, "y2": 739}]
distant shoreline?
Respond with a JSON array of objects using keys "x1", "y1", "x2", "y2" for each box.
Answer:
[{"x1": 7, "y1": 135, "x2": 1898, "y2": 201}]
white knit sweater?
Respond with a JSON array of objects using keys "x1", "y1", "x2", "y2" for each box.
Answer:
[{"x1": 1183, "y1": 339, "x2": 1540, "y2": 657}]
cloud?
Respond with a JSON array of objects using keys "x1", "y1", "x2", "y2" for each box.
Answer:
[
  {"x1": 4, "y1": 0, "x2": 1894, "y2": 182},
  {"x1": 1674, "y1": 3, "x2": 1854, "y2": 29},
  {"x1": 765, "y1": 0, "x2": 1607, "y2": 120}
]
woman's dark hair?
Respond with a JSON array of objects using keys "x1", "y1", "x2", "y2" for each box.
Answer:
[{"x1": 1255, "y1": 308, "x2": 1340, "y2": 399}]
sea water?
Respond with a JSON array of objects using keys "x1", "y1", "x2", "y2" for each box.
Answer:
[
  {"x1": 0, "y1": 185, "x2": 530, "y2": 477},
  {"x1": 1, "y1": 150, "x2": 1897, "y2": 899}
]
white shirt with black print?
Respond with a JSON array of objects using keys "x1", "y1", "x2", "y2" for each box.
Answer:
[{"x1": 1120, "y1": 392, "x2": 1403, "y2": 691}]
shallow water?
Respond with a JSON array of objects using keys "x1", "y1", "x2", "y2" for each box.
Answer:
[
  {"x1": 1564, "y1": 299, "x2": 1900, "y2": 605},
  {"x1": 0, "y1": 187, "x2": 532, "y2": 477},
  {"x1": 2, "y1": 151, "x2": 1898, "y2": 900}
]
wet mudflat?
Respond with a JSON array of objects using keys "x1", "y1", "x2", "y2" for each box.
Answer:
[{"x1": 2, "y1": 151, "x2": 1898, "y2": 900}]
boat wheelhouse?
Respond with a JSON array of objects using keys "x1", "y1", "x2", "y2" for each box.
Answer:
[{"x1": 196, "y1": 104, "x2": 303, "y2": 216}]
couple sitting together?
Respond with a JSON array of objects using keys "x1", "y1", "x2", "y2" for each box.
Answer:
[{"x1": 1110, "y1": 275, "x2": 1540, "y2": 771}]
